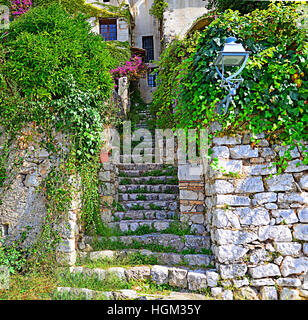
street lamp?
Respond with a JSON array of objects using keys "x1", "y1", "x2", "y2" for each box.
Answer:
[{"x1": 214, "y1": 37, "x2": 249, "y2": 114}]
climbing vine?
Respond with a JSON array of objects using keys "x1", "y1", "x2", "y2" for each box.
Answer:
[
  {"x1": 0, "y1": 4, "x2": 127, "y2": 272},
  {"x1": 149, "y1": 0, "x2": 168, "y2": 21},
  {"x1": 149, "y1": 0, "x2": 168, "y2": 49},
  {"x1": 152, "y1": 2, "x2": 308, "y2": 169}
]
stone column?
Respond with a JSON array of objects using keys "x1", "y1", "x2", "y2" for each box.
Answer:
[
  {"x1": 178, "y1": 162, "x2": 206, "y2": 234},
  {"x1": 118, "y1": 77, "x2": 129, "y2": 115},
  {"x1": 99, "y1": 162, "x2": 119, "y2": 224},
  {"x1": 56, "y1": 174, "x2": 81, "y2": 267}
]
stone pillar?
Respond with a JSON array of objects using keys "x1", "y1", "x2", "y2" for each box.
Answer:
[
  {"x1": 118, "y1": 77, "x2": 129, "y2": 115},
  {"x1": 99, "y1": 162, "x2": 119, "y2": 224},
  {"x1": 56, "y1": 174, "x2": 81, "y2": 267},
  {"x1": 178, "y1": 162, "x2": 206, "y2": 235}
]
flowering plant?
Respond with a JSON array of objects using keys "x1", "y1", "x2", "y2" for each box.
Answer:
[
  {"x1": 110, "y1": 55, "x2": 147, "y2": 81},
  {"x1": 10, "y1": 0, "x2": 32, "y2": 17}
]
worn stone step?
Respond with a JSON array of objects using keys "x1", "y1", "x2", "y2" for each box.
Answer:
[
  {"x1": 56, "y1": 287, "x2": 210, "y2": 300},
  {"x1": 119, "y1": 155, "x2": 173, "y2": 163},
  {"x1": 84, "y1": 234, "x2": 211, "y2": 252},
  {"x1": 119, "y1": 193, "x2": 178, "y2": 201},
  {"x1": 109, "y1": 219, "x2": 174, "y2": 232},
  {"x1": 117, "y1": 164, "x2": 175, "y2": 171},
  {"x1": 114, "y1": 210, "x2": 178, "y2": 221},
  {"x1": 120, "y1": 200, "x2": 178, "y2": 211},
  {"x1": 119, "y1": 169, "x2": 177, "y2": 177},
  {"x1": 79, "y1": 249, "x2": 214, "y2": 267},
  {"x1": 119, "y1": 176, "x2": 178, "y2": 185},
  {"x1": 66, "y1": 265, "x2": 218, "y2": 292},
  {"x1": 119, "y1": 184, "x2": 178, "y2": 194},
  {"x1": 124, "y1": 147, "x2": 154, "y2": 154},
  {"x1": 120, "y1": 155, "x2": 155, "y2": 163}
]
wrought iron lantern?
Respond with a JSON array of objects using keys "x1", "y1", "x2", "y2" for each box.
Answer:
[{"x1": 214, "y1": 37, "x2": 249, "y2": 114}]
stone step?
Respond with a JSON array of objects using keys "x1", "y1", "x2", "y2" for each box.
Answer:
[
  {"x1": 56, "y1": 287, "x2": 210, "y2": 300},
  {"x1": 114, "y1": 210, "x2": 178, "y2": 221},
  {"x1": 119, "y1": 176, "x2": 178, "y2": 185},
  {"x1": 119, "y1": 200, "x2": 178, "y2": 211},
  {"x1": 119, "y1": 169, "x2": 177, "y2": 177},
  {"x1": 109, "y1": 219, "x2": 174, "y2": 232},
  {"x1": 119, "y1": 193, "x2": 178, "y2": 201},
  {"x1": 118, "y1": 164, "x2": 175, "y2": 171},
  {"x1": 119, "y1": 155, "x2": 174, "y2": 164},
  {"x1": 84, "y1": 234, "x2": 211, "y2": 252},
  {"x1": 79, "y1": 249, "x2": 214, "y2": 267},
  {"x1": 66, "y1": 265, "x2": 218, "y2": 292},
  {"x1": 118, "y1": 184, "x2": 178, "y2": 194},
  {"x1": 120, "y1": 155, "x2": 154, "y2": 163}
]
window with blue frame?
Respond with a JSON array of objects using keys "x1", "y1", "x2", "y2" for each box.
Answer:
[
  {"x1": 148, "y1": 69, "x2": 157, "y2": 87},
  {"x1": 100, "y1": 18, "x2": 117, "y2": 41}
]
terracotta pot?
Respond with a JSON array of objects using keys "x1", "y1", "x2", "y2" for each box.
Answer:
[{"x1": 100, "y1": 150, "x2": 111, "y2": 163}]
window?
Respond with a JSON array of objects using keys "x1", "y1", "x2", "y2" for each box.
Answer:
[
  {"x1": 148, "y1": 69, "x2": 157, "y2": 87},
  {"x1": 100, "y1": 18, "x2": 117, "y2": 41},
  {"x1": 142, "y1": 36, "x2": 154, "y2": 63}
]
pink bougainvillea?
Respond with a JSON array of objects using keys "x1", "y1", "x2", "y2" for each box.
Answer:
[
  {"x1": 110, "y1": 55, "x2": 148, "y2": 82},
  {"x1": 10, "y1": 0, "x2": 32, "y2": 17}
]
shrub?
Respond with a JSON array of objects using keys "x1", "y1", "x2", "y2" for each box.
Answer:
[{"x1": 1, "y1": 4, "x2": 115, "y2": 101}]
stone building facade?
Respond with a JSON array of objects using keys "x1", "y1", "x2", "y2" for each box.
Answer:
[{"x1": 87, "y1": 0, "x2": 208, "y2": 102}]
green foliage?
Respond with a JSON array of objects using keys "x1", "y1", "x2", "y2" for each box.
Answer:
[
  {"x1": 0, "y1": 4, "x2": 129, "y2": 272},
  {"x1": 207, "y1": 0, "x2": 269, "y2": 14},
  {"x1": 0, "y1": 239, "x2": 27, "y2": 274},
  {"x1": 1, "y1": 4, "x2": 114, "y2": 101},
  {"x1": 150, "y1": 33, "x2": 201, "y2": 128},
  {"x1": 32, "y1": 0, "x2": 129, "y2": 20},
  {"x1": 81, "y1": 251, "x2": 159, "y2": 269},
  {"x1": 149, "y1": 0, "x2": 168, "y2": 21},
  {"x1": 160, "y1": 221, "x2": 194, "y2": 236},
  {"x1": 58, "y1": 269, "x2": 130, "y2": 292},
  {"x1": 153, "y1": 2, "x2": 308, "y2": 166},
  {"x1": 105, "y1": 41, "x2": 131, "y2": 68}
]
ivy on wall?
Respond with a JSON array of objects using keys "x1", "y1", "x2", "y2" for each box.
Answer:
[
  {"x1": 152, "y1": 2, "x2": 308, "y2": 169},
  {"x1": 0, "y1": 4, "x2": 128, "y2": 271},
  {"x1": 32, "y1": 0, "x2": 130, "y2": 21},
  {"x1": 149, "y1": 0, "x2": 168, "y2": 49}
]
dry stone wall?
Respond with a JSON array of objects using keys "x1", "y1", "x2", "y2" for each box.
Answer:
[
  {"x1": 0, "y1": 130, "x2": 80, "y2": 266},
  {"x1": 178, "y1": 133, "x2": 308, "y2": 300}
]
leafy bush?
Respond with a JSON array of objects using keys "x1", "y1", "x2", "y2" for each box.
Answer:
[
  {"x1": 153, "y1": 3, "x2": 308, "y2": 167},
  {"x1": 0, "y1": 240, "x2": 27, "y2": 273},
  {"x1": 207, "y1": 0, "x2": 269, "y2": 14},
  {"x1": 1, "y1": 4, "x2": 115, "y2": 101}
]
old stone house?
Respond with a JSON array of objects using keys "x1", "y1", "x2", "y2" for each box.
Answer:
[
  {"x1": 1, "y1": 1, "x2": 307, "y2": 301},
  {"x1": 87, "y1": 0, "x2": 209, "y2": 102}
]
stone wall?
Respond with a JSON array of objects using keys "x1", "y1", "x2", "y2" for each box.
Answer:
[
  {"x1": 178, "y1": 133, "x2": 308, "y2": 299},
  {"x1": 163, "y1": 0, "x2": 208, "y2": 43},
  {"x1": 0, "y1": 130, "x2": 80, "y2": 266}
]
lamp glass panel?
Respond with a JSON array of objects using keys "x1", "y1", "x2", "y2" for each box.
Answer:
[{"x1": 222, "y1": 55, "x2": 245, "y2": 66}]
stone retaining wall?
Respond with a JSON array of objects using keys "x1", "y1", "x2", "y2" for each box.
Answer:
[
  {"x1": 178, "y1": 133, "x2": 308, "y2": 299},
  {"x1": 0, "y1": 130, "x2": 80, "y2": 266}
]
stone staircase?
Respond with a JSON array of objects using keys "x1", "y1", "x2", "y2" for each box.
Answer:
[{"x1": 56, "y1": 105, "x2": 224, "y2": 300}]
